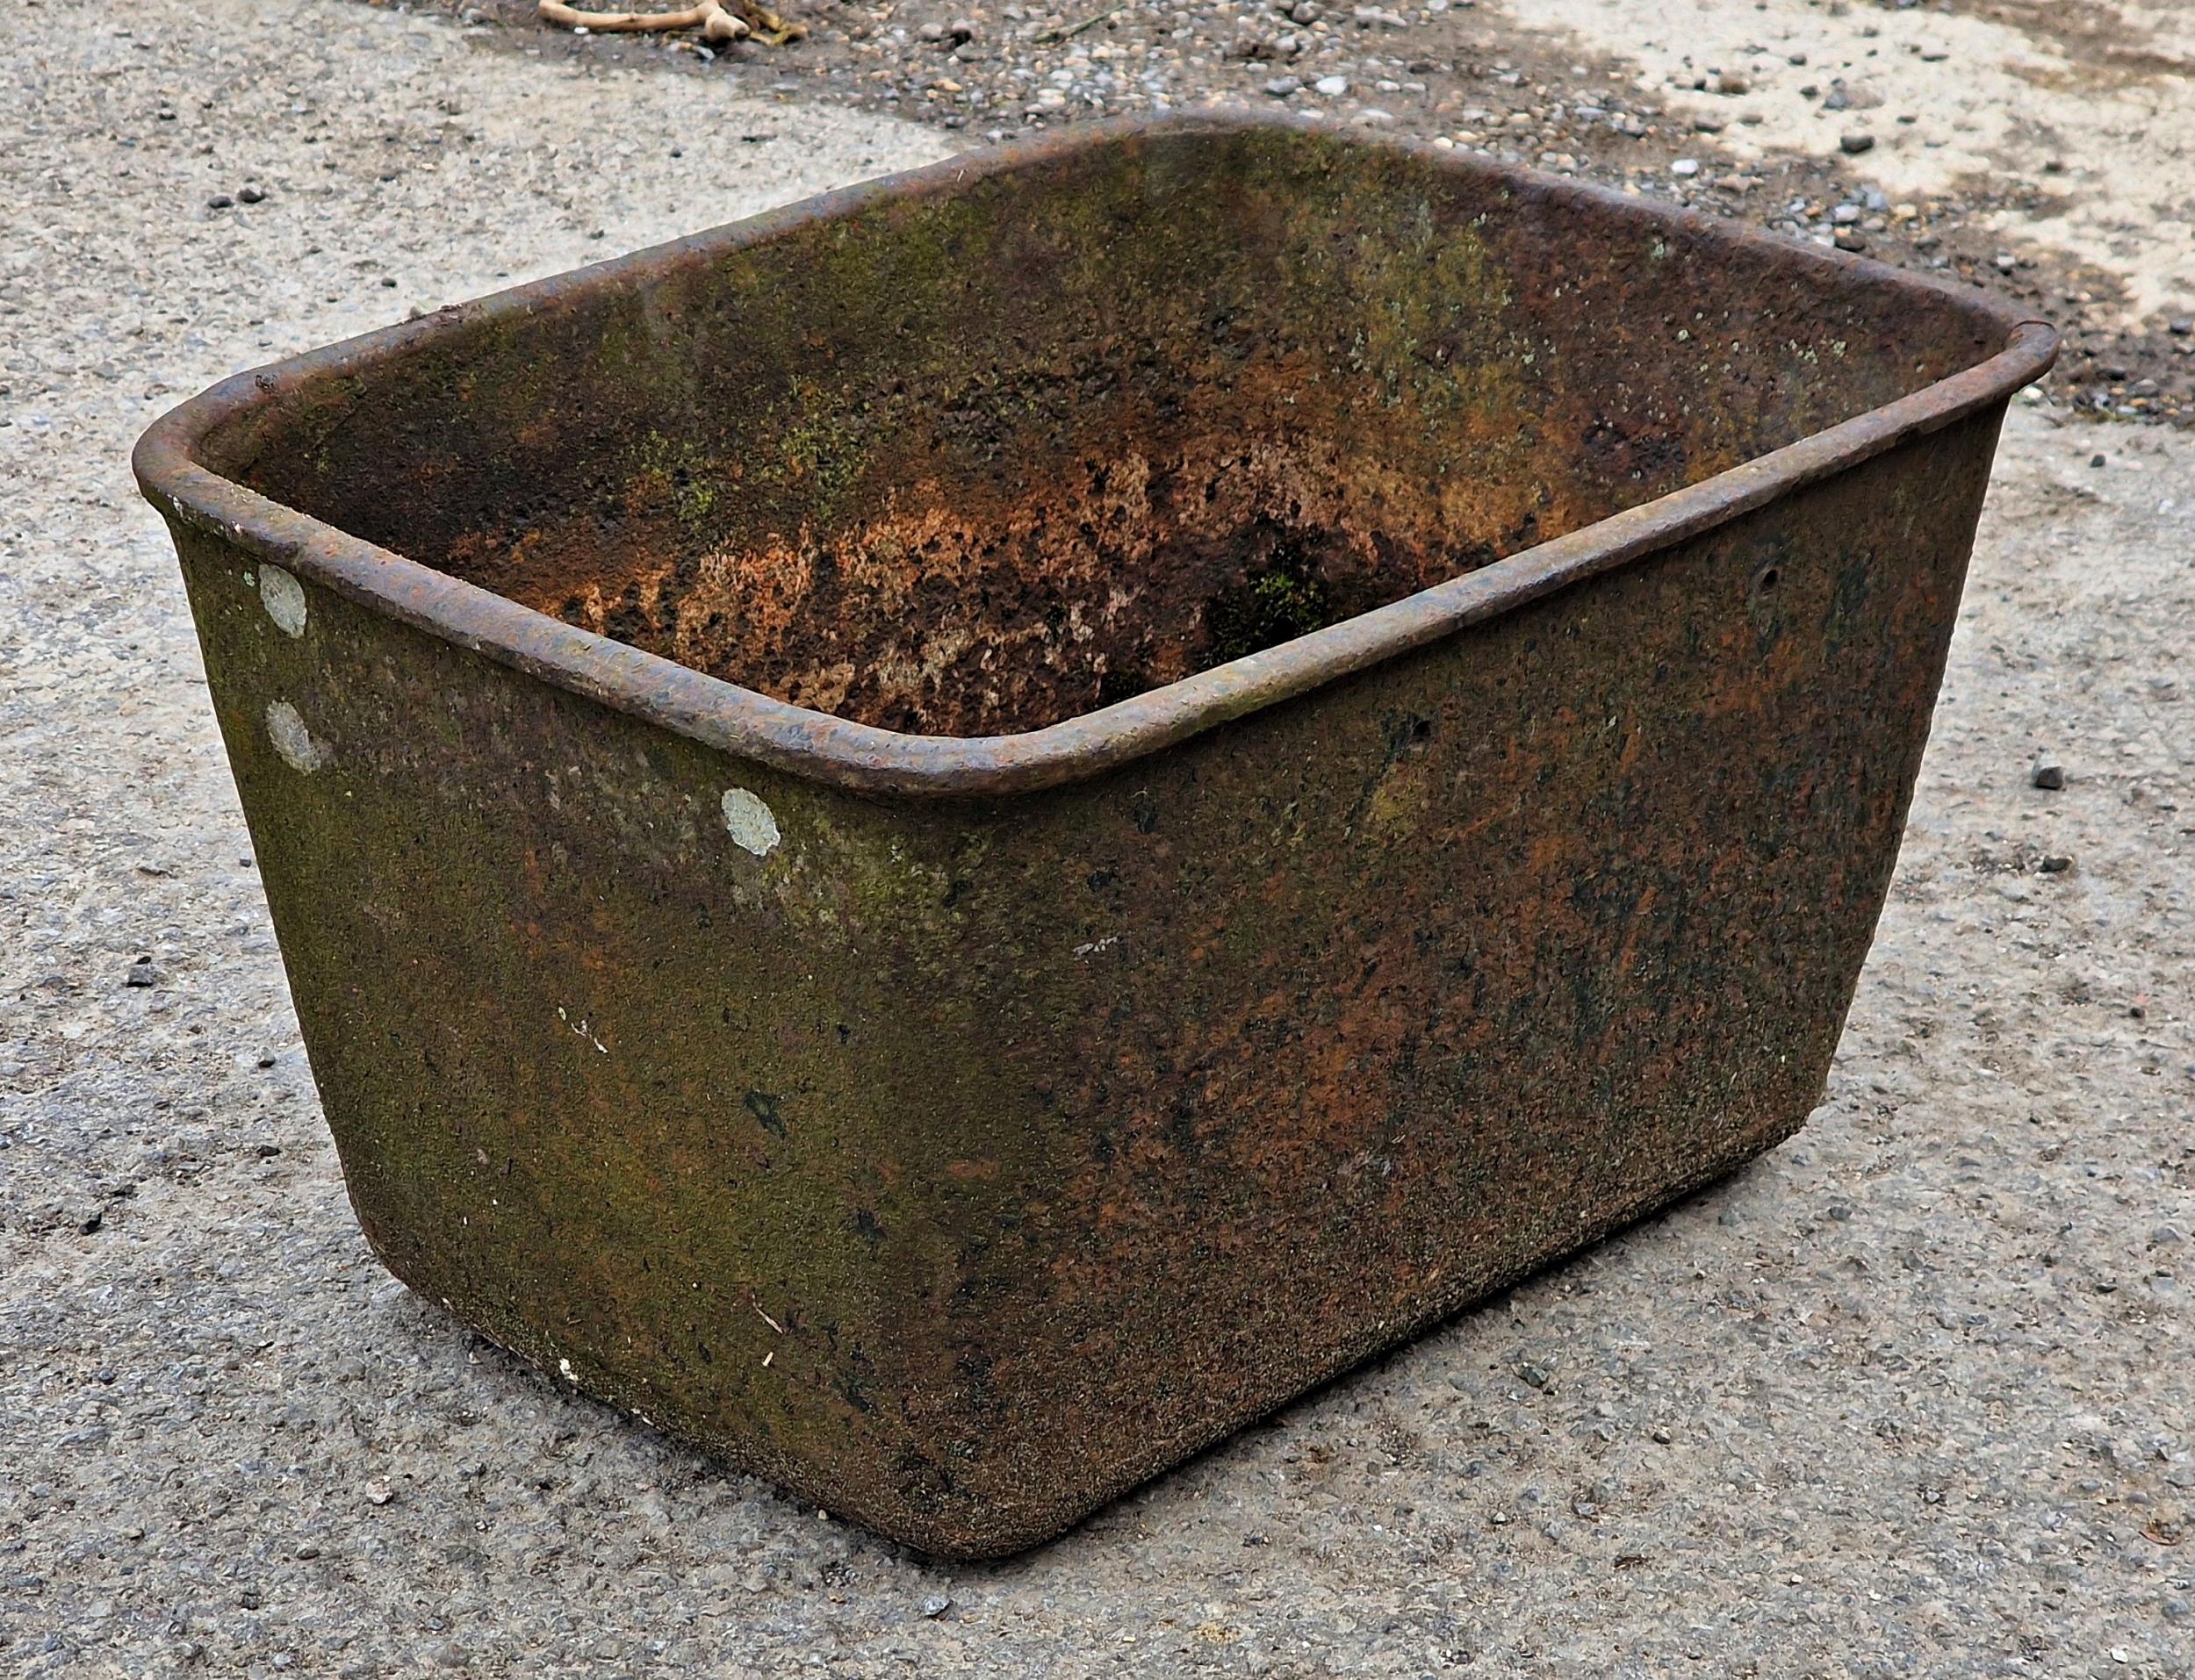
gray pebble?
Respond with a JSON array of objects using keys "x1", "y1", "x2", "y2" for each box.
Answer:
[
  {"x1": 2031, "y1": 754, "x2": 2065, "y2": 790},
  {"x1": 919, "y1": 1594, "x2": 952, "y2": 1619},
  {"x1": 1839, "y1": 131, "x2": 1876, "y2": 154}
]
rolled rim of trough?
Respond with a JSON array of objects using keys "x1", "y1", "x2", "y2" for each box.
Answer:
[{"x1": 133, "y1": 112, "x2": 2059, "y2": 799}]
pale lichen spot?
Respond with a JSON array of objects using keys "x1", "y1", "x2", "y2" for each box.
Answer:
[
  {"x1": 722, "y1": 786, "x2": 781, "y2": 858},
  {"x1": 265, "y1": 700, "x2": 328, "y2": 773},
  {"x1": 259, "y1": 564, "x2": 307, "y2": 638}
]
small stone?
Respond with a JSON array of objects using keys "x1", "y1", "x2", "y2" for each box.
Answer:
[
  {"x1": 1353, "y1": 108, "x2": 1396, "y2": 126},
  {"x1": 1832, "y1": 205, "x2": 1862, "y2": 225},
  {"x1": 919, "y1": 1595, "x2": 952, "y2": 1619},
  {"x1": 2038, "y1": 854, "x2": 2073, "y2": 873},
  {"x1": 125, "y1": 957, "x2": 158, "y2": 987},
  {"x1": 1514, "y1": 1361, "x2": 1551, "y2": 1389},
  {"x1": 2031, "y1": 755, "x2": 2064, "y2": 790},
  {"x1": 1839, "y1": 132, "x2": 1875, "y2": 154},
  {"x1": 2170, "y1": 319, "x2": 2194, "y2": 337},
  {"x1": 1651, "y1": 1425, "x2": 1673, "y2": 1444},
  {"x1": 1670, "y1": 158, "x2": 1700, "y2": 177},
  {"x1": 2090, "y1": 453, "x2": 2107, "y2": 468},
  {"x1": 1263, "y1": 75, "x2": 1302, "y2": 97},
  {"x1": 1690, "y1": 114, "x2": 1725, "y2": 133},
  {"x1": 1716, "y1": 72, "x2": 1748, "y2": 95},
  {"x1": 1313, "y1": 74, "x2": 1349, "y2": 95},
  {"x1": 364, "y1": 1479, "x2": 395, "y2": 1506},
  {"x1": 237, "y1": 183, "x2": 267, "y2": 204},
  {"x1": 206, "y1": 193, "x2": 235, "y2": 210},
  {"x1": 1834, "y1": 230, "x2": 1868, "y2": 252}
]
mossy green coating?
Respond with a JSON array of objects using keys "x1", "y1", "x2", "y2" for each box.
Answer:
[{"x1": 143, "y1": 118, "x2": 2038, "y2": 1556}]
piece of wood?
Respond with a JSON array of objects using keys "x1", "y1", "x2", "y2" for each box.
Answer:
[{"x1": 536, "y1": 0, "x2": 750, "y2": 40}]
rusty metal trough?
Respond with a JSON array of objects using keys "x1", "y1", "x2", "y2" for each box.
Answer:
[{"x1": 134, "y1": 115, "x2": 2055, "y2": 1558}]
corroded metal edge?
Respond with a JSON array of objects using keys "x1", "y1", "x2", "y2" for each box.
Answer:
[{"x1": 132, "y1": 111, "x2": 2057, "y2": 797}]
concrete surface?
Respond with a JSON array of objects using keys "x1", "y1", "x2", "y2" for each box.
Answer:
[
  {"x1": 2, "y1": 0, "x2": 2191, "y2": 1675},
  {"x1": 1512, "y1": 0, "x2": 2195, "y2": 326}
]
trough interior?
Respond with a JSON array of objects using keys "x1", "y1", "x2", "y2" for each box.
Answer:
[{"x1": 199, "y1": 124, "x2": 2013, "y2": 738}]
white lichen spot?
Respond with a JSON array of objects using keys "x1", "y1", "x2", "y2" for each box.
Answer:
[
  {"x1": 259, "y1": 564, "x2": 307, "y2": 638},
  {"x1": 555, "y1": 1005, "x2": 608, "y2": 1053},
  {"x1": 721, "y1": 786, "x2": 781, "y2": 858},
  {"x1": 558, "y1": 1358, "x2": 576, "y2": 1383},
  {"x1": 264, "y1": 700, "x2": 328, "y2": 773}
]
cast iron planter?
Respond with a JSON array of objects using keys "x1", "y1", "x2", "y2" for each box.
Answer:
[{"x1": 135, "y1": 115, "x2": 2054, "y2": 1557}]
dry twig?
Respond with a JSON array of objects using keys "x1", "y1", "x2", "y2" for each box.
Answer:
[{"x1": 536, "y1": 0, "x2": 809, "y2": 44}]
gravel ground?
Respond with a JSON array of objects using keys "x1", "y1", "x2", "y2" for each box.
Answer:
[
  {"x1": 434, "y1": 0, "x2": 2195, "y2": 419},
  {"x1": 4, "y1": 0, "x2": 2194, "y2": 1676}
]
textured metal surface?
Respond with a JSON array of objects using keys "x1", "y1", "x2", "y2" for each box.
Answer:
[{"x1": 135, "y1": 115, "x2": 2053, "y2": 1557}]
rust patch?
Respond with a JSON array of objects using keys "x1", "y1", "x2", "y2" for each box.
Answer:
[{"x1": 135, "y1": 116, "x2": 2050, "y2": 1558}]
